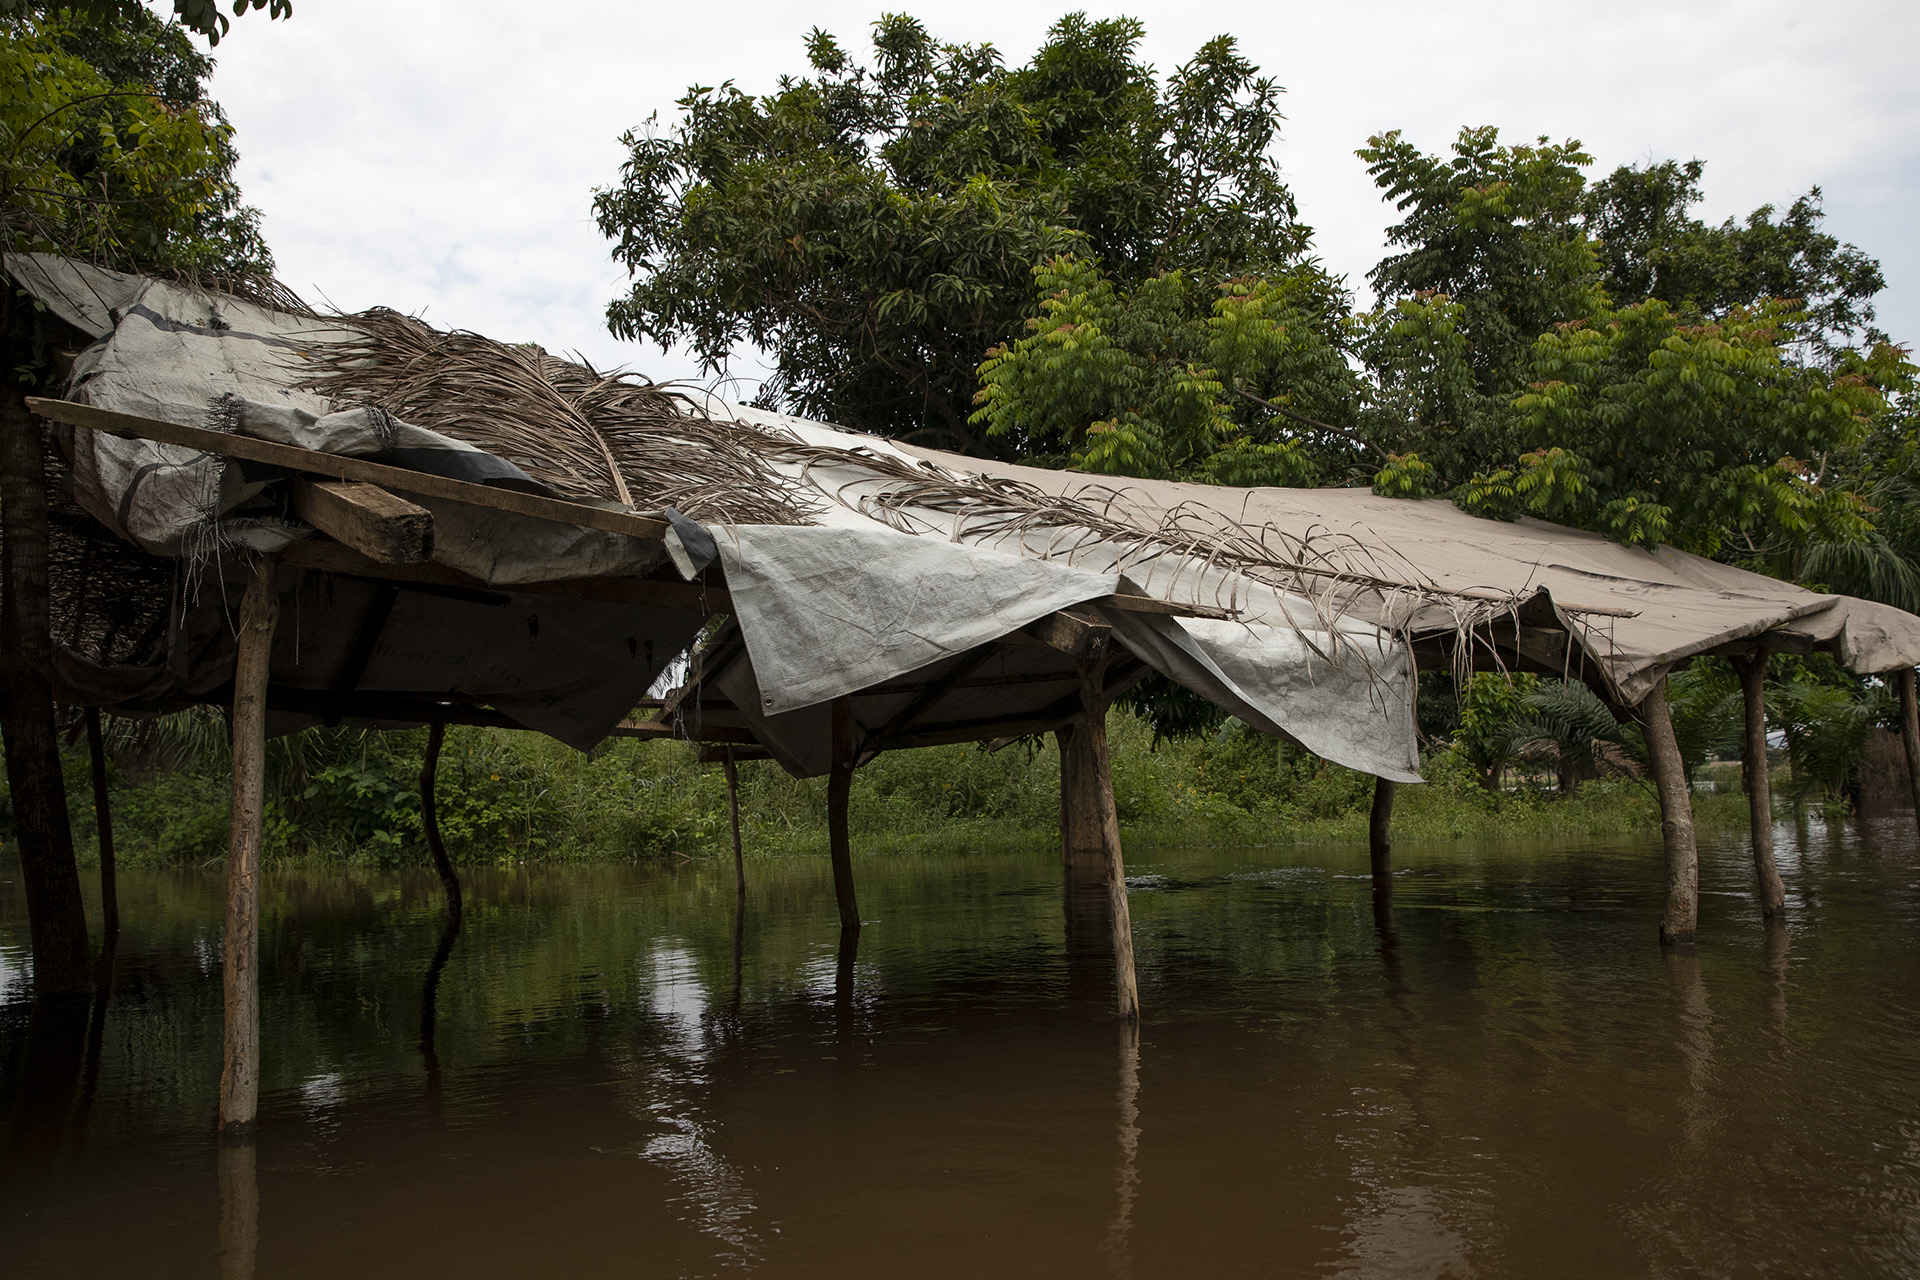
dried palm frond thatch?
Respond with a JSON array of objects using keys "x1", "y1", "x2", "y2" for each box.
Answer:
[{"x1": 297, "y1": 309, "x2": 814, "y2": 526}]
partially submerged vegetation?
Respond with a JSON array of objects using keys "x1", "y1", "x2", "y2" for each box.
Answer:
[{"x1": 9, "y1": 706, "x2": 1757, "y2": 873}]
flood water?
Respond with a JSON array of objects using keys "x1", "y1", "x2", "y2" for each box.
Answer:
[{"x1": 3, "y1": 812, "x2": 1919, "y2": 1278}]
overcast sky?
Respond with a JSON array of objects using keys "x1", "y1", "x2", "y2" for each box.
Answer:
[{"x1": 202, "y1": 0, "x2": 1919, "y2": 395}]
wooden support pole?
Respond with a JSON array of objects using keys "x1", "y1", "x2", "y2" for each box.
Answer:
[
  {"x1": 827, "y1": 696, "x2": 859, "y2": 932},
  {"x1": 1735, "y1": 653, "x2": 1786, "y2": 918},
  {"x1": 3, "y1": 383, "x2": 91, "y2": 994},
  {"x1": 1079, "y1": 660, "x2": 1139, "y2": 1022},
  {"x1": 85, "y1": 708, "x2": 119, "y2": 937},
  {"x1": 219, "y1": 555, "x2": 278, "y2": 1143},
  {"x1": 420, "y1": 721, "x2": 462, "y2": 925},
  {"x1": 1057, "y1": 723, "x2": 1108, "y2": 873},
  {"x1": 722, "y1": 746, "x2": 746, "y2": 898},
  {"x1": 1368, "y1": 777, "x2": 1395, "y2": 879},
  {"x1": 1640, "y1": 675, "x2": 1699, "y2": 947},
  {"x1": 1900, "y1": 669, "x2": 1920, "y2": 842}
]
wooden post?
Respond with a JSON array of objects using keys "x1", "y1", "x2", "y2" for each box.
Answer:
[
  {"x1": 85, "y1": 707, "x2": 119, "y2": 936},
  {"x1": 1735, "y1": 653, "x2": 1786, "y2": 918},
  {"x1": 1368, "y1": 776, "x2": 1395, "y2": 879},
  {"x1": 1057, "y1": 723, "x2": 1108, "y2": 873},
  {"x1": 1, "y1": 378, "x2": 91, "y2": 994},
  {"x1": 722, "y1": 746, "x2": 746, "y2": 897},
  {"x1": 1640, "y1": 675, "x2": 1698, "y2": 947},
  {"x1": 219, "y1": 555, "x2": 278, "y2": 1143},
  {"x1": 827, "y1": 696, "x2": 859, "y2": 932},
  {"x1": 419, "y1": 721, "x2": 462, "y2": 925},
  {"x1": 1899, "y1": 669, "x2": 1920, "y2": 840},
  {"x1": 1079, "y1": 660, "x2": 1139, "y2": 1022}
]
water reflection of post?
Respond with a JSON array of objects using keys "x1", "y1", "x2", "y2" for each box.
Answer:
[
  {"x1": 834, "y1": 924, "x2": 859, "y2": 1041},
  {"x1": 1763, "y1": 918, "x2": 1790, "y2": 1037},
  {"x1": 828, "y1": 697, "x2": 860, "y2": 933},
  {"x1": 1664, "y1": 946, "x2": 1716, "y2": 1154},
  {"x1": 722, "y1": 746, "x2": 746, "y2": 898},
  {"x1": 1104, "y1": 1019, "x2": 1141, "y2": 1278},
  {"x1": 84, "y1": 706, "x2": 119, "y2": 936},
  {"x1": 418, "y1": 905, "x2": 464, "y2": 1106},
  {"x1": 71, "y1": 927, "x2": 120, "y2": 1137},
  {"x1": 218, "y1": 1140, "x2": 259, "y2": 1280}
]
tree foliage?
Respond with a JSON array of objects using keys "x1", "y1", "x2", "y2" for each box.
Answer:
[
  {"x1": 593, "y1": 13, "x2": 1309, "y2": 447},
  {"x1": 1, "y1": 4, "x2": 273, "y2": 276}
]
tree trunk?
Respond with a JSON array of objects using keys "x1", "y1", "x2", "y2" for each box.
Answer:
[
  {"x1": 1079, "y1": 660, "x2": 1139, "y2": 1022},
  {"x1": 827, "y1": 696, "x2": 859, "y2": 932},
  {"x1": 0, "y1": 362, "x2": 90, "y2": 995},
  {"x1": 419, "y1": 721, "x2": 462, "y2": 925},
  {"x1": 219, "y1": 556, "x2": 278, "y2": 1143},
  {"x1": 1641, "y1": 676, "x2": 1698, "y2": 947},
  {"x1": 1368, "y1": 777, "x2": 1395, "y2": 879},
  {"x1": 1735, "y1": 653, "x2": 1786, "y2": 918},
  {"x1": 85, "y1": 707, "x2": 118, "y2": 936}
]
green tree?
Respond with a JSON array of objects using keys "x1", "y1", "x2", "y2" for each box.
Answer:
[
  {"x1": 2, "y1": 4, "x2": 273, "y2": 275},
  {"x1": 0, "y1": 0, "x2": 291, "y2": 46},
  {"x1": 593, "y1": 13, "x2": 1310, "y2": 449}
]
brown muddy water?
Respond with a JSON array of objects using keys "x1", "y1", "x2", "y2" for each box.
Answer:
[{"x1": 2, "y1": 812, "x2": 1918, "y2": 1279}]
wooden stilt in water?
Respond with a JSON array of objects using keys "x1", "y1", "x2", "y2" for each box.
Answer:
[
  {"x1": 1641, "y1": 675, "x2": 1698, "y2": 947},
  {"x1": 1734, "y1": 652, "x2": 1786, "y2": 918},
  {"x1": 722, "y1": 746, "x2": 746, "y2": 897},
  {"x1": 419, "y1": 721, "x2": 462, "y2": 925},
  {"x1": 85, "y1": 707, "x2": 119, "y2": 936},
  {"x1": 219, "y1": 555, "x2": 278, "y2": 1144},
  {"x1": 1899, "y1": 669, "x2": 1920, "y2": 842},
  {"x1": 1058, "y1": 722, "x2": 1109, "y2": 874},
  {"x1": 1368, "y1": 776, "x2": 1395, "y2": 880},
  {"x1": 1078, "y1": 659, "x2": 1139, "y2": 1022},
  {"x1": 827, "y1": 696, "x2": 859, "y2": 932}
]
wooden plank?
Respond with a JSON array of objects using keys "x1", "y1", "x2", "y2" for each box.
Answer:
[
  {"x1": 290, "y1": 478, "x2": 433, "y2": 564},
  {"x1": 28, "y1": 396, "x2": 670, "y2": 542},
  {"x1": 277, "y1": 538, "x2": 727, "y2": 613},
  {"x1": 609, "y1": 717, "x2": 756, "y2": 745},
  {"x1": 1100, "y1": 593, "x2": 1234, "y2": 621},
  {"x1": 1023, "y1": 607, "x2": 1111, "y2": 660}
]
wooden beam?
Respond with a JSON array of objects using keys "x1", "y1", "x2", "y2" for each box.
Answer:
[
  {"x1": 1702, "y1": 630, "x2": 1816, "y2": 658},
  {"x1": 30, "y1": 396, "x2": 671, "y2": 542},
  {"x1": 278, "y1": 538, "x2": 728, "y2": 613},
  {"x1": 1640, "y1": 676, "x2": 1698, "y2": 947},
  {"x1": 1100, "y1": 593, "x2": 1234, "y2": 621},
  {"x1": 874, "y1": 646, "x2": 1000, "y2": 741},
  {"x1": 1024, "y1": 607, "x2": 1111, "y2": 660},
  {"x1": 290, "y1": 478, "x2": 433, "y2": 564},
  {"x1": 220, "y1": 555, "x2": 277, "y2": 1144},
  {"x1": 609, "y1": 717, "x2": 756, "y2": 745},
  {"x1": 1735, "y1": 653, "x2": 1786, "y2": 919}
]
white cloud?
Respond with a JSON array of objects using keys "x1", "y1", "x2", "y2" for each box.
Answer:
[{"x1": 205, "y1": 0, "x2": 1920, "y2": 391}]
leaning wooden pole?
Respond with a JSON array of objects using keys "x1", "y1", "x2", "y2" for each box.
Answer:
[
  {"x1": 85, "y1": 707, "x2": 119, "y2": 937},
  {"x1": 1899, "y1": 669, "x2": 1920, "y2": 842},
  {"x1": 1079, "y1": 660, "x2": 1139, "y2": 1022},
  {"x1": 219, "y1": 556, "x2": 278, "y2": 1143},
  {"x1": 827, "y1": 696, "x2": 859, "y2": 932},
  {"x1": 419, "y1": 721, "x2": 462, "y2": 925},
  {"x1": 1641, "y1": 675, "x2": 1699, "y2": 947},
  {"x1": 1735, "y1": 653, "x2": 1786, "y2": 918},
  {"x1": 1368, "y1": 777, "x2": 1395, "y2": 880},
  {"x1": 722, "y1": 746, "x2": 746, "y2": 897},
  {"x1": 1, "y1": 376, "x2": 91, "y2": 994}
]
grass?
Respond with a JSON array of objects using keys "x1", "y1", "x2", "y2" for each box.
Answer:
[{"x1": 22, "y1": 709, "x2": 1770, "y2": 872}]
